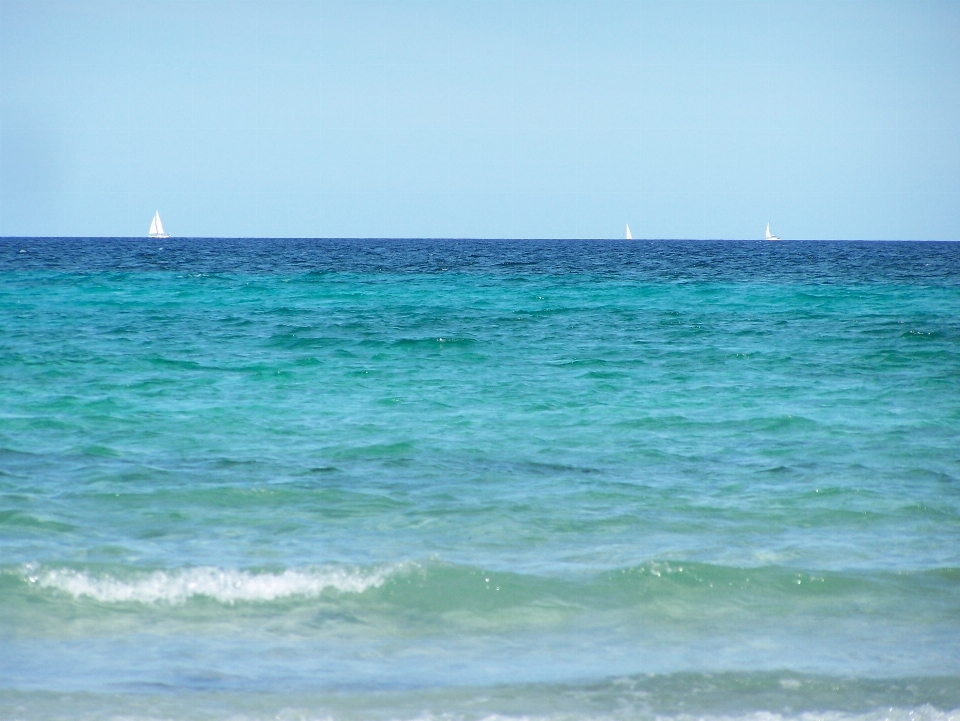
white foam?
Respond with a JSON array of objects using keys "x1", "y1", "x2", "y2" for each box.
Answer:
[
  {"x1": 322, "y1": 709, "x2": 960, "y2": 721},
  {"x1": 1, "y1": 701, "x2": 957, "y2": 721},
  {"x1": 23, "y1": 563, "x2": 404, "y2": 604},
  {"x1": 651, "y1": 709, "x2": 960, "y2": 721},
  {"x1": 390, "y1": 710, "x2": 960, "y2": 721}
]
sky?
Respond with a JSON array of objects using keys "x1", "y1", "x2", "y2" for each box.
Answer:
[{"x1": 1, "y1": 0, "x2": 958, "y2": 240}]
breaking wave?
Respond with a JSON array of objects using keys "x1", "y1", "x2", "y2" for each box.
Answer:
[{"x1": 19, "y1": 563, "x2": 407, "y2": 604}]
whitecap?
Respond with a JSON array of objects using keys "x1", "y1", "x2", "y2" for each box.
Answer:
[{"x1": 23, "y1": 563, "x2": 407, "y2": 605}]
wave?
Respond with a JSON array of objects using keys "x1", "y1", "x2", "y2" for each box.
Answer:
[
  {"x1": 353, "y1": 710, "x2": 960, "y2": 721},
  {"x1": 1, "y1": 681, "x2": 959, "y2": 721},
  {"x1": 17, "y1": 563, "x2": 405, "y2": 604},
  {"x1": 330, "y1": 710, "x2": 960, "y2": 721},
  {"x1": 3, "y1": 709, "x2": 957, "y2": 721},
  {"x1": 6, "y1": 560, "x2": 960, "y2": 616}
]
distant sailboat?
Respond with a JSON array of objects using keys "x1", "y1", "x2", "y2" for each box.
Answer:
[
  {"x1": 764, "y1": 222, "x2": 779, "y2": 241},
  {"x1": 149, "y1": 211, "x2": 169, "y2": 239},
  {"x1": 625, "y1": 224, "x2": 633, "y2": 240}
]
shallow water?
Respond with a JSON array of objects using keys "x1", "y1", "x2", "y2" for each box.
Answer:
[{"x1": 1, "y1": 239, "x2": 959, "y2": 719}]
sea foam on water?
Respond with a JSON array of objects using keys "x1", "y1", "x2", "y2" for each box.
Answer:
[{"x1": 25, "y1": 563, "x2": 402, "y2": 604}]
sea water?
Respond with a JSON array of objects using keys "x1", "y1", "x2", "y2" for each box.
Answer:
[{"x1": 1, "y1": 238, "x2": 959, "y2": 721}]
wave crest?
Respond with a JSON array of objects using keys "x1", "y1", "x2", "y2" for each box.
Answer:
[{"x1": 22, "y1": 564, "x2": 405, "y2": 604}]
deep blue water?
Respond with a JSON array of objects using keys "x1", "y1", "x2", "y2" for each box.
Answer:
[{"x1": 2, "y1": 238, "x2": 959, "y2": 720}]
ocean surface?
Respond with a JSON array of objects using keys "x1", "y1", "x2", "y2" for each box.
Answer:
[{"x1": 1, "y1": 238, "x2": 959, "y2": 721}]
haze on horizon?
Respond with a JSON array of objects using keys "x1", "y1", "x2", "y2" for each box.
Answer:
[{"x1": 1, "y1": 0, "x2": 958, "y2": 241}]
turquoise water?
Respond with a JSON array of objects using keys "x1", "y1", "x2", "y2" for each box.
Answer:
[{"x1": 1, "y1": 239, "x2": 959, "y2": 720}]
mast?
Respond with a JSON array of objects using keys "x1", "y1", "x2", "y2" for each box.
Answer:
[{"x1": 149, "y1": 211, "x2": 168, "y2": 238}]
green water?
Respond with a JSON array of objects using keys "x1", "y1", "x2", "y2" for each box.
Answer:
[{"x1": 1, "y1": 238, "x2": 959, "y2": 719}]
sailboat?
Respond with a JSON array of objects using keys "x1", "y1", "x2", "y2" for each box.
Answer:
[
  {"x1": 149, "y1": 211, "x2": 169, "y2": 239},
  {"x1": 764, "y1": 222, "x2": 779, "y2": 241},
  {"x1": 625, "y1": 224, "x2": 633, "y2": 240}
]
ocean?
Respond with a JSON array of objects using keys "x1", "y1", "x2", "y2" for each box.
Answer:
[{"x1": 1, "y1": 238, "x2": 959, "y2": 721}]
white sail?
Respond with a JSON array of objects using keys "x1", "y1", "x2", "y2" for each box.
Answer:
[
  {"x1": 625, "y1": 224, "x2": 633, "y2": 240},
  {"x1": 765, "y1": 222, "x2": 779, "y2": 241},
  {"x1": 149, "y1": 211, "x2": 169, "y2": 238}
]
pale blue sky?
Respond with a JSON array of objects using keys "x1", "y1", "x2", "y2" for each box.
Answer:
[{"x1": 1, "y1": 1, "x2": 958, "y2": 239}]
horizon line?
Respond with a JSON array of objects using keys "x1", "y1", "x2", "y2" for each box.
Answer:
[{"x1": 3, "y1": 236, "x2": 958, "y2": 243}]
